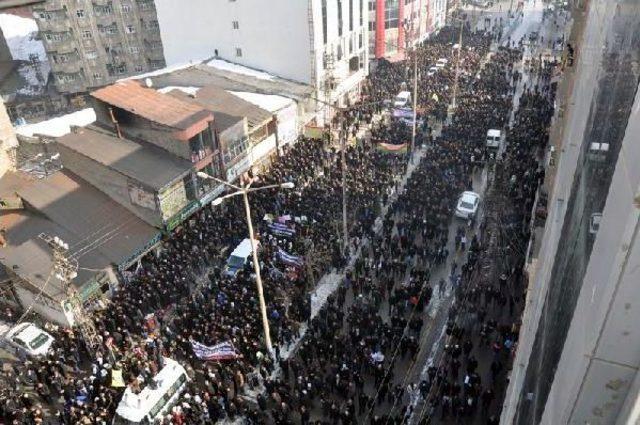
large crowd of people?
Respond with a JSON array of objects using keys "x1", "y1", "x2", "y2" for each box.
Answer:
[{"x1": 0, "y1": 12, "x2": 561, "y2": 425}]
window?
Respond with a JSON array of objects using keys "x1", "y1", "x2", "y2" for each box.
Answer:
[
  {"x1": 349, "y1": 38, "x2": 353, "y2": 54},
  {"x1": 223, "y1": 137, "x2": 249, "y2": 164},
  {"x1": 44, "y1": 32, "x2": 67, "y2": 43},
  {"x1": 122, "y1": 4, "x2": 132, "y2": 12},
  {"x1": 36, "y1": 11, "x2": 52, "y2": 20},
  {"x1": 116, "y1": 64, "x2": 127, "y2": 74},
  {"x1": 125, "y1": 25, "x2": 136, "y2": 33},
  {"x1": 94, "y1": 4, "x2": 113, "y2": 15},
  {"x1": 359, "y1": 33, "x2": 363, "y2": 48},
  {"x1": 321, "y1": 0, "x2": 327, "y2": 44},
  {"x1": 134, "y1": 65, "x2": 144, "y2": 72},
  {"x1": 384, "y1": 0, "x2": 399, "y2": 29},
  {"x1": 337, "y1": 44, "x2": 343, "y2": 60},
  {"x1": 129, "y1": 46, "x2": 139, "y2": 54},
  {"x1": 337, "y1": 0, "x2": 343, "y2": 36},
  {"x1": 76, "y1": 9, "x2": 85, "y2": 18},
  {"x1": 93, "y1": 72, "x2": 103, "y2": 79},
  {"x1": 360, "y1": 0, "x2": 364, "y2": 26},
  {"x1": 349, "y1": 0, "x2": 353, "y2": 31},
  {"x1": 58, "y1": 74, "x2": 76, "y2": 83},
  {"x1": 235, "y1": 48, "x2": 242, "y2": 57},
  {"x1": 232, "y1": 20, "x2": 239, "y2": 29},
  {"x1": 82, "y1": 30, "x2": 92, "y2": 39}
]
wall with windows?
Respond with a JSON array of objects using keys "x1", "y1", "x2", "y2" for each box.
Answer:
[
  {"x1": 502, "y1": 1, "x2": 640, "y2": 424},
  {"x1": 33, "y1": 0, "x2": 166, "y2": 94}
]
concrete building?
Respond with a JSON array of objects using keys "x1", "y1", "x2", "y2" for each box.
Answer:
[
  {"x1": 154, "y1": 0, "x2": 369, "y2": 117},
  {"x1": 32, "y1": 0, "x2": 166, "y2": 95},
  {"x1": 500, "y1": 1, "x2": 640, "y2": 424},
  {"x1": 0, "y1": 97, "x2": 17, "y2": 177},
  {"x1": 367, "y1": 0, "x2": 445, "y2": 60}
]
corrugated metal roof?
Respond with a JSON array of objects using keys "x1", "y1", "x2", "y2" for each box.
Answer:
[
  {"x1": 167, "y1": 85, "x2": 271, "y2": 131},
  {"x1": 91, "y1": 80, "x2": 213, "y2": 130},
  {"x1": 57, "y1": 126, "x2": 192, "y2": 190},
  {"x1": 2, "y1": 171, "x2": 159, "y2": 300}
]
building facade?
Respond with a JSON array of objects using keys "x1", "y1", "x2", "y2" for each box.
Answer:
[
  {"x1": 501, "y1": 1, "x2": 640, "y2": 424},
  {"x1": 367, "y1": 0, "x2": 439, "y2": 60},
  {"x1": 32, "y1": 0, "x2": 166, "y2": 95},
  {"x1": 154, "y1": 0, "x2": 369, "y2": 118}
]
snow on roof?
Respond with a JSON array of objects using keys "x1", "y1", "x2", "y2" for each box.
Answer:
[
  {"x1": 119, "y1": 60, "x2": 204, "y2": 81},
  {"x1": 15, "y1": 108, "x2": 97, "y2": 138},
  {"x1": 229, "y1": 91, "x2": 294, "y2": 113},
  {"x1": 0, "y1": 14, "x2": 45, "y2": 62},
  {"x1": 206, "y1": 59, "x2": 275, "y2": 81},
  {"x1": 158, "y1": 86, "x2": 201, "y2": 96}
]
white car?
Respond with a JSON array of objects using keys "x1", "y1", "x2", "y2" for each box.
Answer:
[
  {"x1": 2, "y1": 322, "x2": 54, "y2": 357},
  {"x1": 455, "y1": 191, "x2": 480, "y2": 219},
  {"x1": 427, "y1": 66, "x2": 438, "y2": 77}
]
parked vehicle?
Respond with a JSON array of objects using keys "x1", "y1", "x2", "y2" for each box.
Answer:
[
  {"x1": 223, "y1": 238, "x2": 260, "y2": 277},
  {"x1": 393, "y1": 91, "x2": 412, "y2": 108},
  {"x1": 486, "y1": 129, "x2": 502, "y2": 149},
  {"x1": 435, "y1": 58, "x2": 448, "y2": 69},
  {"x1": 113, "y1": 358, "x2": 189, "y2": 425},
  {"x1": 455, "y1": 191, "x2": 480, "y2": 219},
  {"x1": 1, "y1": 322, "x2": 54, "y2": 357},
  {"x1": 427, "y1": 66, "x2": 438, "y2": 77}
]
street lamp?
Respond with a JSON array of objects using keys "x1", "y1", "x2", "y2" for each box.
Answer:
[{"x1": 196, "y1": 171, "x2": 294, "y2": 355}]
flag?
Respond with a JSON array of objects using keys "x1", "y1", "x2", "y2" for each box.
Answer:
[
  {"x1": 392, "y1": 107, "x2": 414, "y2": 119},
  {"x1": 277, "y1": 247, "x2": 304, "y2": 267},
  {"x1": 191, "y1": 340, "x2": 242, "y2": 361},
  {"x1": 268, "y1": 222, "x2": 295, "y2": 237},
  {"x1": 376, "y1": 142, "x2": 408, "y2": 154}
]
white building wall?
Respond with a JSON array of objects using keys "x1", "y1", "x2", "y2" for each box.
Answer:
[
  {"x1": 432, "y1": 0, "x2": 447, "y2": 30},
  {"x1": 311, "y1": 0, "x2": 369, "y2": 108},
  {"x1": 155, "y1": 0, "x2": 312, "y2": 83}
]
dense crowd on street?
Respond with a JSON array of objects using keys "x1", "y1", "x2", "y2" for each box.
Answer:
[{"x1": 0, "y1": 16, "x2": 560, "y2": 425}]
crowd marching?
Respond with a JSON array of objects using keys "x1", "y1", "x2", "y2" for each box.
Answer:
[{"x1": 0, "y1": 13, "x2": 560, "y2": 425}]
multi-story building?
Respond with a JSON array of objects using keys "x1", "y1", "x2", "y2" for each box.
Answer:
[
  {"x1": 500, "y1": 1, "x2": 640, "y2": 424},
  {"x1": 367, "y1": 0, "x2": 442, "y2": 60},
  {"x1": 32, "y1": 0, "x2": 166, "y2": 95},
  {"x1": 154, "y1": 0, "x2": 368, "y2": 119},
  {"x1": 367, "y1": 0, "x2": 447, "y2": 61}
]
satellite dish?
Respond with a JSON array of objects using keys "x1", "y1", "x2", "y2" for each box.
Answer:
[{"x1": 145, "y1": 78, "x2": 153, "y2": 88}]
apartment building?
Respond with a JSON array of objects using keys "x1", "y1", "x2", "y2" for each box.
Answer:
[
  {"x1": 32, "y1": 0, "x2": 166, "y2": 95},
  {"x1": 155, "y1": 0, "x2": 369, "y2": 119}
]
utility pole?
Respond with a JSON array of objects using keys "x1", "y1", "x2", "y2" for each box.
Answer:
[
  {"x1": 340, "y1": 121, "x2": 348, "y2": 255},
  {"x1": 410, "y1": 10, "x2": 421, "y2": 161},
  {"x1": 39, "y1": 233, "x2": 101, "y2": 358},
  {"x1": 450, "y1": 17, "x2": 464, "y2": 113}
]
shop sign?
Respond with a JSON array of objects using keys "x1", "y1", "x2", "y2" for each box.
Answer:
[{"x1": 165, "y1": 200, "x2": 200, "y2": 231}]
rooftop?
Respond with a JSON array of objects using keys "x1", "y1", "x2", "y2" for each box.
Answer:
[
  {"x1": 128, "y1": 60, "x2": 313, "y2": 102},
  {"x1": 91, "y1": 80, "x2": 213, "y2": 131},
  {"x1": 56, "y1": 126, "x2": 192, "y2": 191},
  {"x1": 2, "y1": 171, "x2": 158, "y2": 299},
  {"x1": 167, "y1": 85, "x2": 271, "y2": 131}
]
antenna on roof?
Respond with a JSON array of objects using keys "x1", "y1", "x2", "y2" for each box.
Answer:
[{"x1": 145, "y1": 78, "x2": 153, "y2": 88}]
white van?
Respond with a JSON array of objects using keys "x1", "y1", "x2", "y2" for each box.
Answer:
[
  {"x1": 113, "y1": 358, "x2": 189, "y2": 425},
  {"x1": 435, "y1": 58, "x2": 448, "y2": 69},
  {"x1": 393, "y1": 91, "x2": 411, "y2": 108},
  {"x1": 486, "y1": 129, "x2": 502, "y2": 149},
  {"x1": 2, "y1": 322, "x2": 54, "y2": 357},
  {"x1": 224, "y1": 238, "x2": 260, "y2": 277}
]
